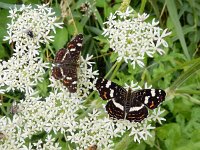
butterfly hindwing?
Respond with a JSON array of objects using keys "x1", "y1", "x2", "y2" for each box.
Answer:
[
  {"x1": 106, "y1": 100, "x2": 125, "y2": 120},
  {"x1": 126, "y1": 101, "x2": 148, "y2": 122},
  {"x1": 62, "y1": 66, "x2": 78, "y2": 93}
]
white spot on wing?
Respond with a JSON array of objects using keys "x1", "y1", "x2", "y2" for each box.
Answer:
[
  {"x1": 70, "y1": 48, "x2": 76, "y2": 51},
  {"x1": 112, "y1": 99, "x2": 124, "y2": 111},
  {"x1": 72, "y1": 81, "x2": 77, "y2": 84},
  {"x1": 66, "y1": 77, "x2": 72, "y2": 80},
  {"x1": 110, "y1": 89, "x2": 114, "y2": 97},
  {"x1": 144, "y1": 96, "x2": 149, "y2": 104},
  {"x1": 151, "y1": 89, "x2": 156, "y2": 97},
  {"x1": 106, "y1": 81, "x2": 111, "y2": 88},
  {"x1": 77, "y1": 43, "x2": 82, "y2": 47},
  {"x1": 60, "y1": 68, "x2": 64, "y2": 77},
  {"x1": 129, "y1": 104, "x2": 144, "y2": 111}
]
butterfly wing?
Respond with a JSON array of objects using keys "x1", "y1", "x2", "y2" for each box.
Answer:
[
  {"x1": 106, "y1": 99, "x2": 125, "y2": 120},
  {"x1": 96, "y1": 78, "x2": 127, "y2": 120},
  {"x1": 52, "y1": 48, "x2": 69, "y2": 80},
  {"x1": 126, "y1": 101, "x2": 148, "y2": 122},
  {"x1": 134, "y1": 89, "x2": 166, "y2": 109},
  {"x1": 52, "y1": 34, "x2": 83, "y2": 93},
  {"x1": 65, "y1": 33, "x2": 83, "y2": 62},
  {"x1": 95, "y1": 78, "x2": 126, "y2": 101},
  {"x1": 62, "y1": 66, "x2": 78, "y2": 93},
  {"x1": 125, "y1": 89, "x2": 166, "y2": 122}
]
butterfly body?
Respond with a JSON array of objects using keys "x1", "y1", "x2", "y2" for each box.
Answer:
[
  {"x1": 96, "y1": 78, "x2": 166, "y2": 122},
  {"x1": 52, "y1": 34, "x2": 83, "y2": 93}
]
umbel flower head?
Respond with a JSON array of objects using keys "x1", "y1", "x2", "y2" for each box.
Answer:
[
  {"x1": 1, "y1": 4, "x2": 62, "y2": 94},
  {"x1": 4, "y1": 4, "x2": 63, "y2": 48},
  {"x1": 102, "y1": 7, "x2": 171, "y2": 68}
]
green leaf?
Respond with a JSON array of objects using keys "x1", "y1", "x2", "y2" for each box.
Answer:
[
  {"x1": 0, "y1": 9, "x2": 9, "y2": 41},
  {"x1": 36, "y1": 78, "x2": 49, "y2": 97},
  {"x1": 166, "y1": 0, "x2": 190, "y2": 60},
  {"x1": 52, "y1": 27, "x2": 68, "y2": 50},
  {"x1": 157, "y1": 123, "x2": 181, "y2": 150}
]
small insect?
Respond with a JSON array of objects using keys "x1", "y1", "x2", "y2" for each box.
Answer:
[
  {"x1": 96, "y1": 78, "x2": 166, "y2": 122},
  {"x1": 52, "y1": 34, "x2": 83, "y2": 93},
  {"x1": 0, "y1": 132, "x2": 5, "y2": 140},
  {"x1": 27, "y1": 30, "x2": 34, "y2": 38},
  {"x1": 10, "y1": 101, "x2": 19, "y2": 114}
]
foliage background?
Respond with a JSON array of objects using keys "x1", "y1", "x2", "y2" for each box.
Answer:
[{"x1": 0, "y1": 0, "x2": 200, "y2": 150}]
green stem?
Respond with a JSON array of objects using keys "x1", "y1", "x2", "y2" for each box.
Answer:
[
  {"x1": 3, "y1": 93, "x2": 19, "y2": 100},
  {"x1": 110, "y1": 61, "x2": 123, "y2": 80},
  {"x1": 168, "y1": 60, "x2": 200, "y2": 92},
  {"x1": 176, "y1": 89, "x2": 200, "y2": 95},
  {"x1": 105, "y1": 61, "x2": 118, "y2": 79},
  {"x1": 179, "y1": 94, "x2": 200, "y2": 105},
  {"x1": 139, "y1": 0, "x2": 147, "y2": 13},
  {"x1": 150, "y1": 57, "x2": 200, "y2": 84}
]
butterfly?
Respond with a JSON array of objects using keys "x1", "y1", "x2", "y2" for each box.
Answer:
[
  {"x1": 95, "y1": 78, "x2": 166, "y2": 122},
  {"x1": 52, "y1": 34, "x2": 83, "y2": 93}
]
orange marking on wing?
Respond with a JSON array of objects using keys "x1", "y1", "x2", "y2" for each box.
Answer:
[
  {"x1": 63, "y1": 80, "x2": 69, "y2": 84},
  {"x1": 68, "y1": 44, "x2": 73, "y2": 48},
  {"x1": 108, "y1": 107, "x2": 113, "y2": 113},
  {"x1": 103, "y1": 91, "x2": 107, "y2": 99},
  {"x1": 149, "y1": 101, "x2": 154, "y2": 108}
]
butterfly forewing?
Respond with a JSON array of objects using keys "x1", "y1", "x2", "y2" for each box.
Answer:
[
  {"x1": 52, "y1": 34, "x2": 83, "y2": 93},
  {"x1": 96, "y1": 78, "x2": 126, "y2": 101},
  {"x1": 54, "y1": 48, "x2": 69, "y2": 63},
  {"x1": 134, "y1": 89, "x2": 166, "y2": 109},
  {"x1": 66, "y1": 34, "x2": 83, "y2": 62}
]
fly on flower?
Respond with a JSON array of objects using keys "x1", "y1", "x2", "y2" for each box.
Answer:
[
  {"x1": 10, "y1": 101, "x2": 19, "y2": 114},
  {"x1": 26, "y1": 30, "x2": 34, "y2": 38},
  {"x1": 96, "y1": 78, "x2": 166, "y2": 122},
  {"x1": 52, "y1": 34, "x2": 83, "y2": 93}
]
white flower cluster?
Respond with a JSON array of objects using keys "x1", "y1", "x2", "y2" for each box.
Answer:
[
  {"x1": 4, "y1": 4, "x2": 63, "y2": 47},
  {"x1": 67, "y1": 107, "x2": 165, "y2": 149},
  {"x1": 102, "y1": 7, "x2": 171, "y2": 68},
  {"x1": 1, "y1": 4, "x2": 62, "y2": 95}
]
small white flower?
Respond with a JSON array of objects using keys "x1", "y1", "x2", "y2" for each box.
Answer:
[{"x1": 151, "y1": 107, "x2": 166, "y2": 124}]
